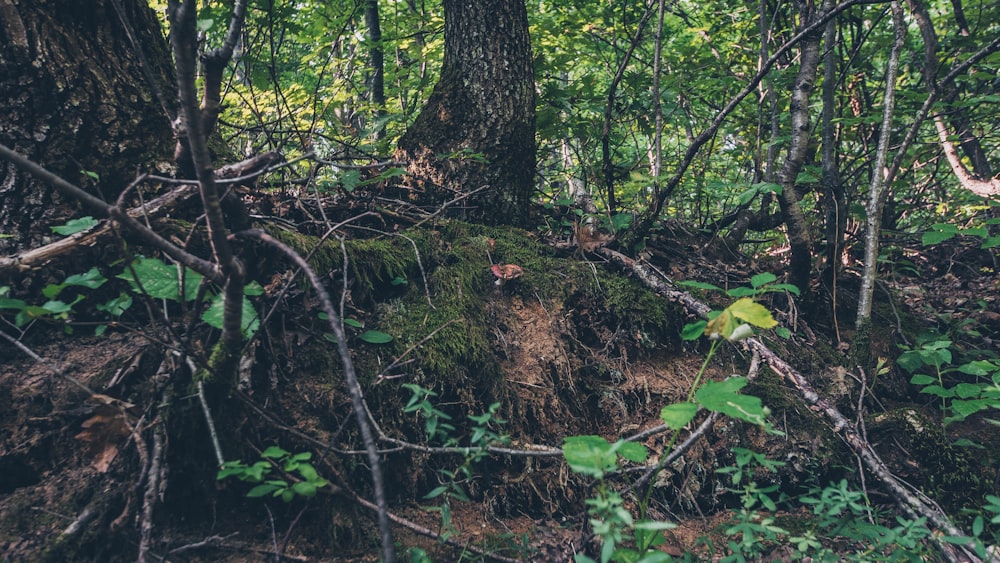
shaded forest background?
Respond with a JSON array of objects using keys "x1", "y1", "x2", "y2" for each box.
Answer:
[{"x1": 1, "y1": 0, "x2": 999, "y2": 561}]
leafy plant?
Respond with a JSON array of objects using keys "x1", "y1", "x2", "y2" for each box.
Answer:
[
  {"x1": 217, "y1": 446, "x2": 329, "y2": 502},
  {"x1": 898, "y1": 338, "x2": 1000, "y2": 424}
]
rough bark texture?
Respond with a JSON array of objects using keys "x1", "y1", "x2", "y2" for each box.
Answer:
[
  {"x1": 0, "y1": 0, "x2": 175, "y2": 254},
  {"x1": 395, "y1": 0, "x2": 536, "y2": 226},
  {"x1": 775, "y1": 1, "x2": 826, "y2": 298}
]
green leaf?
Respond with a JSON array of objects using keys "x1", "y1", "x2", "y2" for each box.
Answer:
[
  {"x1": 390, "y1": 276, "x2": 408, "y2": 285},
  {"x1": 749, "y1": 273, "x2": 777, "y2": 288},
  {"x1": 344, "y1": 318, "x2": 363, "y2": 328},
  {"x1": 922, "y1": 229, "x2": 956, "y2": 245},
  {"x1": 246, "y1": 483, "x2": 282, "y2": 498},
  {"x1": 616, "y1": 441, "x2": 648, "y2": 463},
  {"x1": 680, "y1": 320, "x2": 707, "y2": 341},
  {"x1": 339, "y1": 169, "x2": 362, "y2": 192},
  {"x1": 737, "y1": 186, "x2": 758, "y2": 206},
  {"x1": 636, "y1": 552, "x2": 674, "y2": 563},
  {"x1": 117, "y1": 257, "x2": 203, "y2": 301},
  {"x1": 769, "y1": 283, "x2": 801, "y2": 296},
  {"x1": 41, "y1": 300, "x2": 72, "y2": 314},
  {"x1": 727, "y1": 298, "x2": 777, "y2": 328},
  {"x1": 563, "y1": 435, "x2": 617, "y2": 478},
  {"x1": 201, "y1": 294, "x2": 260, "y2": 339},
  {"x1": 261, "y1": 446, "x2": 289, "y2": 459},
  {"x1": 609, "y1": 212, "x2": 633, "y2": 231},
  {"x1": 749, "y1": 181, "x2": 781, "y2": 195},
  {"x1": 244, "y1": 281, "x2": 265, "y2": 296},
  {"x1": 359, "y1": 330, "x2": 393, "y2": 344},
  {"x1": 660, "y1": 402, "x2": 698, "y2": 429},
  {"x1": 0, "y1": 297, "x2": 28, "y2": 311},
  {"x1": 954, "y1": 383, "x2": 983, "y2": 399},
  {"x1": 909, "y1": 373, "x2": 936, "y2": 385},
  {"x1": 96, "y1": 293, "x2": 132, "y2": 317},
  {"x1": 795, "y1": 170, "x2": 819, "y2": 184},
  {"x1": 292, "y1": 481, "x2": 318, "y2": 497},
  {"x1": 695, "y1": 378, "x2": 770, "y2": 426},
  {"x1": 51, "y1": 216, "x2": 99, "y2": 236}
]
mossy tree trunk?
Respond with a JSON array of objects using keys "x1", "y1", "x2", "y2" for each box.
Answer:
[
  {"x1": 0, "y1": 0, "x2": 176, "y2": 255},
  {"x1": 396, "y1": 0, "x2": 536, "y2": 226}
]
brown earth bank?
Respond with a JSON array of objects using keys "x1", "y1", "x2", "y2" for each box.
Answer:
[{"x1": 1, "y1": 215, "x2": 998, "y2": 562}]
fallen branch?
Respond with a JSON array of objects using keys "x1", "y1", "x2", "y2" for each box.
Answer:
[
  {"x1": 0, "y1": 150, "x2": 282, "y2": 276},
  {"x1": 597, "y1": 246, "x2": 980, "y2": 561}
]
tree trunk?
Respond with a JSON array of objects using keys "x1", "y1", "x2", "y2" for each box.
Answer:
[
  {"x1": 395, "y1": 0, "x2": 536, "y2": 226},
  {"x1": 0, "y1": 0, "x2": 176, "y2": 255},
  {"x1": 775, "y1": 1, "x2": 827, "y2": 298}
]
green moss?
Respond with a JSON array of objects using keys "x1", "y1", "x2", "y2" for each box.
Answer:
[{"x1": 341, "y1": 221, "x2": 675, "y2": 399}]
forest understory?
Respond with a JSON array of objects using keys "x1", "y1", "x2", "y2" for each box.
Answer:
[{"x1": 2, "y1": 184, "x2": 998, "y2": 562}]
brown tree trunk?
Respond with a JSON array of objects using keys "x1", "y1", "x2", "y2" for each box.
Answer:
[
  {"x1": 0, "y1": 0, "x2": 176, "y2": 255},
  {"x1": 775, "y1": 1, "x2": 827, "y2": 298},
  {"x1": 395, "y1": 0, "x2": 536, "y2": 226}
]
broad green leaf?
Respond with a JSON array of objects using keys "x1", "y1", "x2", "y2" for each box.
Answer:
[
  {"x1": 41, "y1": 300, "x2": 72, "y2": 314},
  {"x1": 339, "y1": 169, "x2": 361, "y2": 192},
  {"x1": 954, "y1": 383, "x2": 984, "y2": 399},
  {"x1": 96, "y1": 293, "x2": 132, "y2": 317},
  {"x1": 919, "y1": 385, "x2": 954, "y2": 398},
  {"x1": 726, "y1": 287, "x2": 757, "y2": 297},
  {"x1": 695, "y1": 378, "x2": 770, "y2": 426},
  {"x1": 563, "y1": 435, "x2": 617, "y2": 478},
  {"x1": 246, "y1": 483, "x2": 282, "y2": 498},
  {"x1": 727, "y1": 298, "x2": 777, "y2": 328},
  {"x1": 44, "y1": 267, "x2": 108, "y2": 299},
  {"x1": 737, "y1": 186, "x2": 758, "y2": 206},
  {"x1": 610, "y1": 212, "x2": 633, "y2": 231},
  {"x1": 117, "y1": 257, "x2": 203, "y2": 301},
  {"x1": 660, "y1": 402, "x2": 698, "y2": 429},
  {"x1": 261, "y1": 446, "x2": 290, "y2": 458},
  {"x1": 344, "y1": 318, "x2": 363, "y2": 328},
  {"x1": 749, "y1": 181, "x2": 781, "y2": 195},
  {"x1": 680, "y1": 320, "x2": 707, "y2": 341},
  {"x1": 0, "y1": 297, "x2": 28, "y2": 310},
  {"x1": 749, "y1": 273, "x2": 777, "y2": 288},
  {"x1": 359, "y1": 330, "x2": 393, "y2": 344},
  {"x1": 292, "y1": 481, "x2": 318, "y2": 497},
  {"x1": 244, "y1": 281, "x2": 265, "y2": 296},
  {"x1": 909, "y1": 373, "x2": 936, "y2": 385},
  {"x1": 616, "y1": 440, "x2": 648, "y2": 463},
  {"x1": 201, "y1": 294, "x2": 260, "y2": 339},
  {"x1": 51, "y1": 216, "x2": 98, "y2": 236}
]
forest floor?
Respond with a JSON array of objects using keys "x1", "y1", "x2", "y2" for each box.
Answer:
[{"x1": 1, "y1": 209, "x2": 998, "y2": 562}]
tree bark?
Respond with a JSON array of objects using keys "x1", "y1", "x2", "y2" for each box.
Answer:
[
  {"x1": 0, "y1": 0, "x2": 176, "y2": 254},
  {"x1": 395, "y1": 0, "x2": 536, "y2": 226},
  {"x1": 775, "y1": 0, "x2": 828, "y2": 298}
]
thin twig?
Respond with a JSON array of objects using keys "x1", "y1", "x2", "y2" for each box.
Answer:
[
  {"x1": 197, "y1": 380, "x2": 225, "y2": 466},
  {"x1": 232, "y1": 228, "x2": 395, "y2": 563}
]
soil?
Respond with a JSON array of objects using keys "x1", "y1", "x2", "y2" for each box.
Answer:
[{"x1": 1, "y1": 217, "x2": 998, "y2": 562}]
